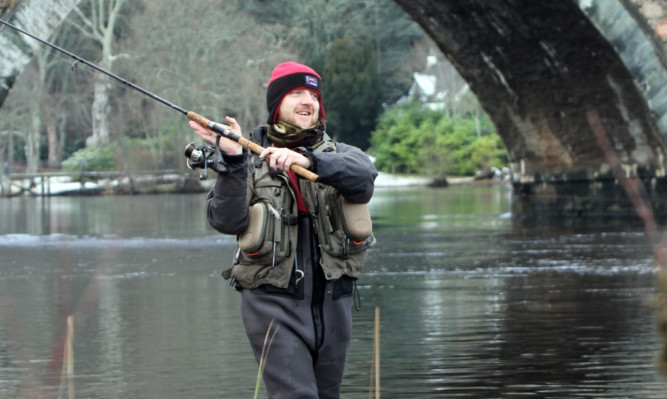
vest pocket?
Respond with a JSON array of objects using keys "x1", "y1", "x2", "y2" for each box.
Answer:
[
  {"x1": 238, "y1": 202, "x2": 270, "y2": 253},
  {"x1": 237, "y1": 200, "x2": 289, "y2": 267},
  {"x1": 317, "y1": 186, "x2": 373, "y2": 260},
  {"x1": 340, "y1": 197, "x2": 373, "y2": 241}
]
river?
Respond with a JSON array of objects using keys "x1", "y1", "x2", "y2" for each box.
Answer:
[{"x1": 1, "y1": 185, "x2": 666, "y2": 398}]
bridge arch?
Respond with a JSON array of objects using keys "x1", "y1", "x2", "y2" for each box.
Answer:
[{"x1": 394, "y1": 0, "x2": 667, "y2": 218}]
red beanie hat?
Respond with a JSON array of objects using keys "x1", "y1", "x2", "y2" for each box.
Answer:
[{"x1": 266, "y1": 61, "x2": 325, "y2": 125}]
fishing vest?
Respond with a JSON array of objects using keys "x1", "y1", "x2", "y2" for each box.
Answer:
[{"x1": 227, "y1": 134, "x2": 374, "y2": 290}]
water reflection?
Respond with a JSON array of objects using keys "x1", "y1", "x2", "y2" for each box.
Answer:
[{"x1": 1, "y1": 187, "x2": 667, "y2": 398}]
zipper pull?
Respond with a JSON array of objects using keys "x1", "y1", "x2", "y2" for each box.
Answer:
[
  {"x1": 342, "y1": 234, "x2": 350, "y2": 259},
  {"x1": 267, "y1": 203, "x2": 281, "y2": 219}
]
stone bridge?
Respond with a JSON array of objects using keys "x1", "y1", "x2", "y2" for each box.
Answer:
[
  {"x1": 3, "y1": 0, "x2": 667, "y2": 221},
  {"x1": 394, "y1": 0, "x2": 667, "y2": 221}
]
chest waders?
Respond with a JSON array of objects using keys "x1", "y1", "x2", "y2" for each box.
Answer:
[{"x1": 229, "y1": 134, "x2": 374, "y2": 398}]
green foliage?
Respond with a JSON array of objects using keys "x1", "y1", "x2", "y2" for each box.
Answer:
[
  {"x1": 63, "y1": 138, "x2": 86, "y2": 161},
  {"x1": 471, "y1": 134, "x2": 507, "y2": 174},
  {"x1": 323, "y1": 38, "x2": 382, "y2": 150},
  {"x1": 118, "y1": 133, "x2": 183, "y2": 171},
  {"x1": 371, "y1": 102, "x2": 435, "y2": 173},
  {"x1": 74, "y1": 133, "x2": 185, "y2": 173},
  {"x1": 370, "y1": 101, "x2": 507, "y2": 176},
  {"x1": 62, "y1": 145, "x2": 117, "y2": 172},
  {"x1": 118, "y1": 137, "x2": 157, "y2": 171}
]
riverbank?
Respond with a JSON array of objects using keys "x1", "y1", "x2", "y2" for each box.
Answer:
[
  {"x1": 0, "y1": 170, "x2": 504, "y2": 197},
  {"x1": 0, "y1": 170, "x2": 205, "y2": 197},
  {"x1": 374, "y1": 172, "x2": 501, "y2": 187}
]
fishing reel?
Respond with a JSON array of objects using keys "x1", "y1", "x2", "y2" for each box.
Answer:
[{"x1": 184, "y1": 134, "x2": 228, "y2": 180}]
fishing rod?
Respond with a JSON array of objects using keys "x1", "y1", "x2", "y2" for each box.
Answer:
[{"x1": 0, "y1": 18, "x2": 318, "y2": 182}]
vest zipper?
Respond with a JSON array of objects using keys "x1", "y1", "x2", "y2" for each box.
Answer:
[
  {"x1": 312, "y1": 300, "x2": 324, "y2": 349},
  {"x1": 310, "y1": 218, "x2": 325, "y2": 349}
]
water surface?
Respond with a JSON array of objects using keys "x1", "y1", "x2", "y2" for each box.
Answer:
[{"x1": 1, "y1": 186, "x2": 666, "y2": 398}]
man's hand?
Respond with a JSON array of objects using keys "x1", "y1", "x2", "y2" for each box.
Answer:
[
  {"x1": 188, "y1": 116, "x2": 243, "y2": 155},
  {"x1": 259, "y1": 146, "x2": 312, "y2": 172}
]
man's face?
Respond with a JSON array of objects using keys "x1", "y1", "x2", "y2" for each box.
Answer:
[{"x1": 277, "y1": 89, "x2": 320, "y2": 129}]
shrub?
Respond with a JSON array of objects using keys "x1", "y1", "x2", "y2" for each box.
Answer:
[
  {"x1": 369, "y1": 101, "x2": 507, "y2": 176},
  {"x1": 61, "y1": 145, "x2": 117, "y2": 172}
]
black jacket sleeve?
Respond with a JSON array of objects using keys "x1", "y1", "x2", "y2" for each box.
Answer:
[
  {"x1": 310, "y1": 142, "x2": 377, "y2": 204},
  {"x1": 205, "y1": 151, "x2": 251, "y2": 235}
]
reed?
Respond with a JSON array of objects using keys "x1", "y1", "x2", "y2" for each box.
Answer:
[
  {"x1": 254, "y1": 319, "x2": 280, "y2": 399},
  {"x1": 369, "y1": 306, "x2": 380, "y2": 399},
  {"x1": 58, "y1": 315, "x2": 75, "y2": 399}
]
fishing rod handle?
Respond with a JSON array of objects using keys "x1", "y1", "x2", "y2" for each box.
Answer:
[{"x1": 186, "y1": 111, "x2": 319, "y2": 182}]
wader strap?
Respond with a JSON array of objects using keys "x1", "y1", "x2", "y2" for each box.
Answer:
[{"x1": 353, "y1": 280, "x2": 361, "y2": 311}]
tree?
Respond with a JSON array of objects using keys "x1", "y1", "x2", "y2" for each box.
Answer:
[
  {"x1": 0, "y1": 48, "x2": 46, "y2": 173},
  {"x1": 43, "y1": 23, "x2": 86, "y2": 169},
  {"x1": 0, "y1": 15, "x2": 91, "y2": 172},
  {"x1": 69, "y1": 0, "x2": 129, "y2": 147},
  {"x1": 323, "y1": 38, "x2": 382, "y2": 150},
  {"x1": 117, "y1": 0, "x2": 298, "y2": 169}
]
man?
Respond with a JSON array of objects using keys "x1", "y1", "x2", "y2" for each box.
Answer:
[{"x1": 188, "y1": 61, "x2": 377, "y2": 398}]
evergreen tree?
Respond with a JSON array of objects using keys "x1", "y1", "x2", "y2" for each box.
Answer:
[
  {"x1": 323, "y1": 38, "x2": 382, "y2": 150},
  {"x1": 238, "y1": 0, "x2": 423, "y2": 105}
]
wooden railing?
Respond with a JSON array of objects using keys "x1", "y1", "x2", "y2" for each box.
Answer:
[{"x1": 0, "y1": 170, "x2": 209, "y2": 197}]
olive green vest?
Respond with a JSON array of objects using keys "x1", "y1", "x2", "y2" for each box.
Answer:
[{"x1": 228, "y1": 136, "x2": 373, "y2": 290}]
